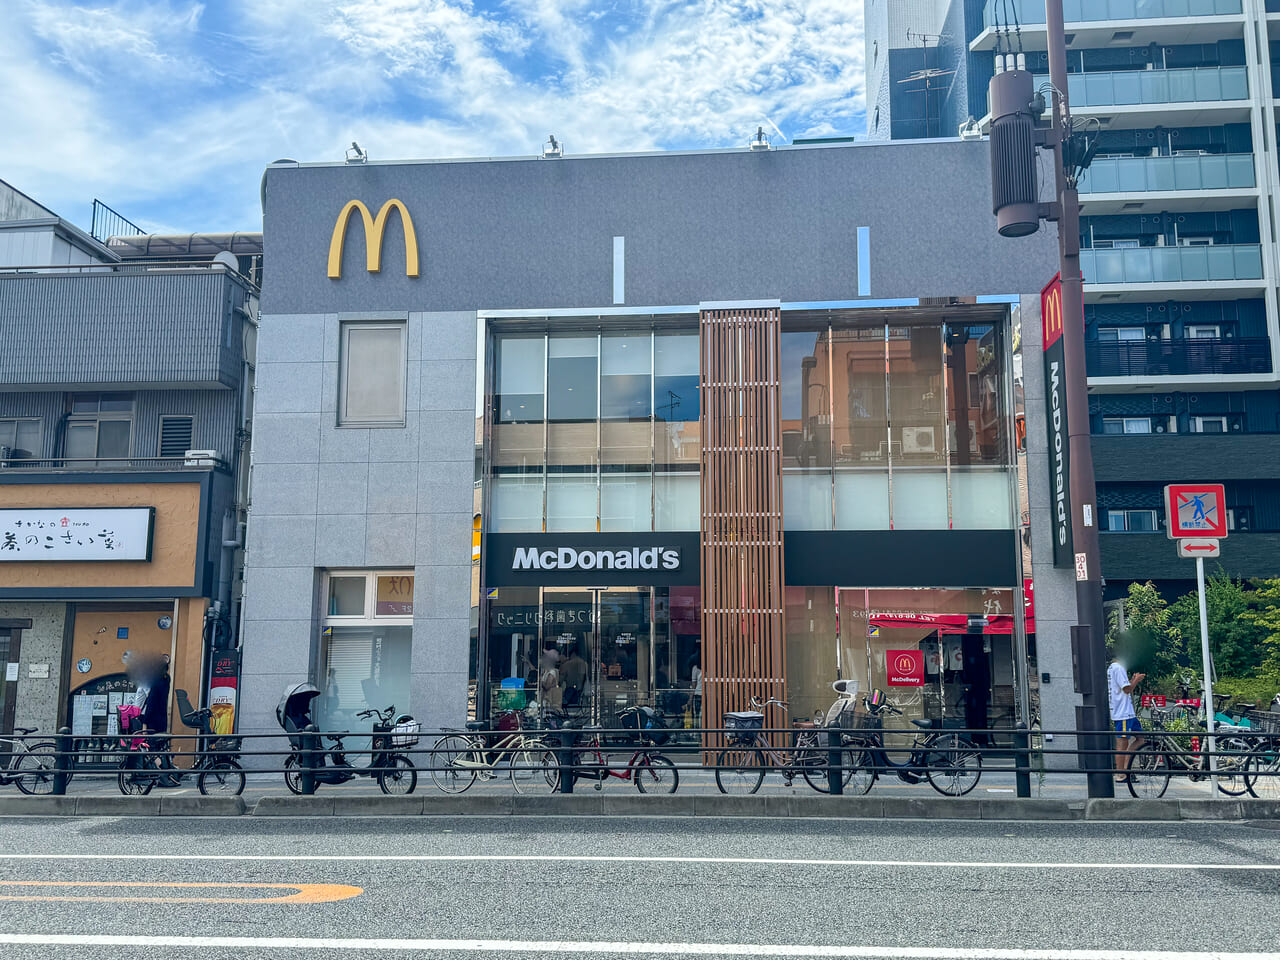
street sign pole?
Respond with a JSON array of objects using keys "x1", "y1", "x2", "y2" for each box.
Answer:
[{"x1": 1195, "y1": 556, "x2": 1219, "y2": 795}]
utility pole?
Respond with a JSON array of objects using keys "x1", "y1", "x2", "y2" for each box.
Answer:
[{"x1": 990, "y1": 0, "x2": 1113, "y2": 797}]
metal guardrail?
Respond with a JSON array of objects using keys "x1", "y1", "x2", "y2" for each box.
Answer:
[
  {"x1": 6, "y1": 722, "x2": 1278, "y2": 801},
  {"x1": 0, "y1": 456, "x2": 229, "y2": 472}
]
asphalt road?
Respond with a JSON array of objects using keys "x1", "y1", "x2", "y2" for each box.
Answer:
[{"x1": 0, "y1": 815, "x2": 1277, "y2": 958}]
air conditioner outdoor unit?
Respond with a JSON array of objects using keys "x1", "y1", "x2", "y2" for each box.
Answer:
[
  {"x1": 184, "y1": 449, "x2": 219, "y2": 467},
  {"x1": 902, "y1": 426, "x2": 937, "y2": 455}
]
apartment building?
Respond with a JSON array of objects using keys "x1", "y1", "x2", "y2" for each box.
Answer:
[{"x1": 867, "y1": 0, "x2": 1280, "y2": 601}]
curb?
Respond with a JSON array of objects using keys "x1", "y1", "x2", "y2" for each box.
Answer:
[{"x1": 2, "y1": 794, "x2": 1277, "y2": 821}]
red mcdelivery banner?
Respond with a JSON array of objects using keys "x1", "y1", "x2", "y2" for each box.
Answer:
[{"x1": 887, "y1": 650, "x2": 925, "y2": 686}]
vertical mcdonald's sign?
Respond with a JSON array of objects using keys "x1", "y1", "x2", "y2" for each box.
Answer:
[{"x1": 1041, "y1": 274, "x2": 1072, "y2": 568}]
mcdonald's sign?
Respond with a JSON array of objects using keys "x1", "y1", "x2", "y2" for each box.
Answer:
[
  {"x1": 327, "y1": 199, "x2": 419, "y2": 279},
  {"x1": 1041, "y1": 274, "x2": 1072, "y2": 568}
]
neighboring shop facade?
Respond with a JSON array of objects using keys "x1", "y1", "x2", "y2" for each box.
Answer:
[{"x1": 242, "y1": 138, "x2": 1061, "y2": 741}]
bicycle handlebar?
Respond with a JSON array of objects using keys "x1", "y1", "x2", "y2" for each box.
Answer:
[{"x1": 748, "y1": 696, "x2": 789, "y2": 710}]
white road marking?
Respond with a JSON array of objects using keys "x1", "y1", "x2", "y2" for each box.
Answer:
[
  {"x1": 0, "y1": 935, "x2": 1272, "y2": 958},
  {"x1": 0, "y1": 853, "x2": 1275, "y2": 871}
]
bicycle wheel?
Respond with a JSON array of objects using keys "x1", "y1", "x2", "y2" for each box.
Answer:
[
  {"x1": 429, "y1": 735, "x2": 478, "y2": 794},
  {"x1": 13, "y1": 744, "x2": 57, "y2": 796},
  {"x1": 634, "y1": 754, "x2": 678, "y2": 794},
  {"x1": 1213, "y1": 737, "x2": 1252, "y2": 797},
  {"x1": 1127, "y1": 742, "x2": 1170, "y2": 799},
  {"x1": 509, "y1": 745, "x2": 552, "y2": 794},
  {"x1": 796, "y1": 747, "x2": 849, "y2": 794},
  {"x1": 118, "y1": 753, "x2": 155, "y2": 796},
  {"x1": 198, "y1": 760, "x2": 246, "y2": 797},
  {"x1": 715, "y1": 747, "x2": 765, "y2": 795},
  {"x1": 378, "y1": 755, "x2": 418, "y2": 795},
  {"x1": 1246, "y1": 747, "x2": 1280, "y2": 799},
  {"x1": 841, "y1": 747, "x2": 876, "y2": 796},
  {"x1": 924, "y1": 734, "x2": 982, "y2": 797},
  {"x1": 283, "y1": 754, "x2": 304, "y2": 795}
]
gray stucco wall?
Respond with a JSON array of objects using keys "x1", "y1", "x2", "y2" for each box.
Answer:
[
  {"x1": 2, "y1": 602, "x2": 69, "y2": 735},
  {"x1": 237, "y1": 310, "x2": 476, "y2": 739},
  {"x1": 1021, "y1": 293, "x2": 1083, "y2": 766}
]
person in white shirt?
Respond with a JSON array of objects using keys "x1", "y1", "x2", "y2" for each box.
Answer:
[{"x1": 1108, "y1": 649, "x2": 1146, "y2": 783}]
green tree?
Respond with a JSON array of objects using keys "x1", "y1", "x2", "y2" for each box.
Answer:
[
  {"x1": 1168, "y1": 570, "x2": 1268, "y2": 677},
  {"x1": 1107, "y1": 581, "x2": 1187, "y2": 687},
  {"x1": 1241, "y1": 578, "x2": 1280, "y2": 679}
]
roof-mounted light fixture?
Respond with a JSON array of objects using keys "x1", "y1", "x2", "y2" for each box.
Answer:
[
  {"x1": 345, "y1": 142, "x2": 367, "y2": 163},
  {"x1": 542, "y1": 135, "x2": 563, "y2": 159},
  {"x1": 749, "y1": 126, "x2": 771, "y2": 151}
]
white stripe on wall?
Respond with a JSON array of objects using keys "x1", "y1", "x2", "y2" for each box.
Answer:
[
  {"x1": 857, "y1": 226, "x2": 871, "y2": 297},
  {"x1": 613, "y1": 236, "x2": 625, "y2": 304}
]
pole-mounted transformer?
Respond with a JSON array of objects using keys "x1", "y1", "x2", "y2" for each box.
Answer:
[{"x1": 989, "y1": 67, "x2": 1039, "y2": 238}]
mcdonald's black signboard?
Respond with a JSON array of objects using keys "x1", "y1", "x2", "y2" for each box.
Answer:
[{"x1": 1041, "y1": 274, "x2": 1072, "y2": 568}]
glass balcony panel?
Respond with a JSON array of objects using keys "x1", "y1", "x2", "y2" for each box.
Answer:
[
  {"x1": 1148, "y1": 156, "x2": 1176, "y2": 191},
  {"x1": 1196, "y1": 155, "x2": 1227, "y2": 190},
  {"x1": 1122, "y1": 247, "x2": 1154, "y2": 282},
  {"x1": 1226, "y1": 154, "x2": 1254, "y2": 188},
  {"x1": 1041, "y1": 67, "x2": 1245, "y2": 108},
  {"x1": 1178, "y1": 246, "x2": 1209, "y2": 282},
  {"x1": 1233, "y1": 244, "x2": 1262, "y2": 278},
  {"x1": 1081, "y1": 0, "x2": 1111, "y2": 16},
  {"x1": 1116, "y1": 157, "x2": 1147, "y2": 192},
  {"x1": 1086, "y1": 159, "x2": 1120, "y2": 193},
  {"x1": 1164, "y1": 69, "x2": 1193, "y2": 102},
  {"x1": 984, "y1": 0, "x2": 1240, "y2": 29},
  {"x1": 1221, "y1": 66, "x2": 1248, "y2": 100},
  {"x1": 1113, "y1": 72, "x2": 1142, "y2": 105}
]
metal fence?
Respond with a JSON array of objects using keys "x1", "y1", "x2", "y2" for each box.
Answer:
[{"x1": 4, "y1": 719, "x2": 1278, "y2": 801}]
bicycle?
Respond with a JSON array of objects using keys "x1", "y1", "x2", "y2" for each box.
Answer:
[
  {"x1": 118, "y1": 692, "x2": 246, "y2": 796},
  {"x1": 1126, "y1": 706, "x2": 1253, "y2": 799},
  {"x1": 0, "y1": 727, "x2": 59, "y2": 795},
  {"x1": 714, "y1": 697, "x2": 834, "y2": 795},
  {"x1": 553, "y1": 719, "x2": 678, "y2": 794},
  {"x1": 282, "y1": 704, "x2": 419, "y2": 796},
  {"x1": 429, "y1": 711, "x2": 556, "y2": 794},
  {"x1": 837, "y1": 692, "x2": 984, "y2": 797}
]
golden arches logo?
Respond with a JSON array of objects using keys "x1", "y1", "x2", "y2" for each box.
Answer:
[
  {"x1": 1042, "y1": 284, "x2": 1063, "y2": 344},
  {"x1": 894, "y1": 654, "x2": 916, "y2": 675},
  {"x1": 327, "y1": 199, "x2": 420, "y2": 279}
]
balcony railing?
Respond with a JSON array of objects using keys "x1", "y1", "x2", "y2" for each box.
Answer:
[
  {"x1": 1032, "y1": 66, "x2": 1248, "y2": 107},
  {"x1": 0, "y1": 456, "x2": 229, "y2": 473},
  {"x1": 984, "y1": 0, "x2": 1242, "y2": 27},
  {"x1": 1081, "y1": 243, "x2": 1263, "y2": 284},
  {"x1": 1079, "y1": 153, "x2": 1254, "y2": 193},
  {"x1": 1086, "y1": 336, "x2": 1272, "y2": 375}
]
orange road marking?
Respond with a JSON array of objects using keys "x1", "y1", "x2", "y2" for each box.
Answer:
[{"x1": 0, "y1": 881, "x2": 362, "y2": 904}]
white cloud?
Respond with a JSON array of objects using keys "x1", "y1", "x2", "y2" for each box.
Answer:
[{"x1": 1, "y1": 0, "x2": 864, "y2": 231}]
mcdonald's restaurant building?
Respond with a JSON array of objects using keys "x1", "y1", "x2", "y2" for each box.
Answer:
[{"x1": 239, "y1": 139, "x2": 1075, "y2": 744}]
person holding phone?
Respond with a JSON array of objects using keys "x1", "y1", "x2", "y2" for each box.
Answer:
[{"x1": 1108, "y1": 645, "x2": 1146, "y2": 784}]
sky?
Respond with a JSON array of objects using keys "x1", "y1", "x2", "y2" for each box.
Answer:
[{"x1": 1, "y1": 0, "x2": 866, "y2": 235}]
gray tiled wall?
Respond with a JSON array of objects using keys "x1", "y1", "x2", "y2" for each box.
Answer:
[{"x1": 238, "y1": 310, "x2": 477, "y2": 745}]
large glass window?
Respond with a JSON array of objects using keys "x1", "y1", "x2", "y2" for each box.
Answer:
[
  {"x1": 65, "y1": 393, "x2": 133, "y2": 461},
  {"x1": 495, "y1": 337, "x2": 545, "y2": 423},
  {"x1": 832, "y1": 327, "x2": 889, "y2": 528},
  {"x1": 547, "y1": 336, "x2": 597, "y2": 421},
  {"x1": 318, "y1": 570, "x2": 414, "y2": 730},
  {"x1": 600, "y1": 334, "x2": 651, "y2": 419},
  {"x1": 782, "y1": 329, "x2": 832, "y2": 530},
  {"x1": 339, "y1": 322, "x2": 406, "y2": 425}
]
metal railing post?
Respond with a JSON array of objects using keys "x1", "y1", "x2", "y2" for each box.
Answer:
[
  {"x1": 556, "y1": 728, "x2": 575, "y2": 794},
  {"x1": 1015, "y1": 722, "x2": 1031, "y2": 798},
  {"x1": 300, "y1": 724, "x2": 318, "y2": 796},
  {"x1": 52, "y1": 726, "x2": 72, "y2": 796},
  {"x1": 826, "y1": 728, "x2": 844, "y2": 796}
]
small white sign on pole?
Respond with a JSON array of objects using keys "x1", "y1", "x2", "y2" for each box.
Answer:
[{"x1": 1177, "y1": 538, "x2": 1220, "y2": 559}]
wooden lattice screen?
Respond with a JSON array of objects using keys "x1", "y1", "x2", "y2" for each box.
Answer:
[{"x1": 699, "y1": 305, "x2": 787, "y2": 738}]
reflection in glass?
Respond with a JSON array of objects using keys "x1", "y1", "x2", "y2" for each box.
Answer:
[
  {"x1": 547, "y1": 336, "x2": 598, "y2": 421},
  {"x1": 601, "y1": 334, "x2": 652, "y2": 419},
  {"x1": 495, "y1": 337, "x2": 545, "y2": 422},
  {"x1": 781, "y1": 330, "x2": 831, "y2": 468}
]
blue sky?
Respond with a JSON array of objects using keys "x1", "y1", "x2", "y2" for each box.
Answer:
[{"x1": 2, "y1": 0, "x2": 866, "y2": 235}]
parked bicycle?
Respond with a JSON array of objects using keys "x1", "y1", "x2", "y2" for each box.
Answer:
[
  {"x1": 117, "y1": 691, "x2": 246, "y2": 796},
  {"x1": 1244, "y1": 707, "x2": 1280, "y2": 799},
  {"x1": 1126, "y1": 705, "x2": 1253, "y2": 799},
  {"x1": 0, "y1": 728, "x2": 58, "y2": 795},
  {"x1": 837, "y1": 690, "x2": 984, "y2": 797},
  {"x1": 554, "y1": 707, "x2": 678, "y2": 793},
  {"x1": 429, "y1": 710, "x2": 555, "y2": 794},
  {"x1": 277, "y1": 683, "x2": 419, "y2": 795},
  {"x1": 715, "y1": 696, "x2": 832, "y2": 795}
]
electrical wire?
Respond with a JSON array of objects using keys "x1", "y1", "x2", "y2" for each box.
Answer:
[{"x1": 1011, "y1": 0, "x2": 1023, "y2": 54}]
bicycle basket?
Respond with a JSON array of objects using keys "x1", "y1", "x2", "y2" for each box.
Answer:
[
  {"x1": 724, "y1": 711, "x2": 764, "y2": 745},
  {"x1": 391, "y1": 719, "x2": 421, "y2": 747},
  {"x1": 211, "y1": 736, "x2": 242, "y2": 753},
  {"x1": 844, "y1": 710, "x2": 881, "y2": 731},
  {"x1": 1245, "y1": 710, "x2": 1280, "y2": 736}
]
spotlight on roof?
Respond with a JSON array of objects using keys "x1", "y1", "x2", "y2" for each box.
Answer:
[
  {"x1": 542, "y1": 135, "x2": 563, "y2": 159},
  {"x1": 958, "y1": 116, "x2": 983, "y2": 141},
  {"x1": 345, "y1": 141, "x2": 367, "y2": 163},
  {"x1": 749, "y1": 126, "x2": 771, "y2": 151}
]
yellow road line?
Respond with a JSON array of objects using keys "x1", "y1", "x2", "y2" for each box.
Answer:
[{"x1": 0, "y1": 881, "x2": 362, "y2": 904}]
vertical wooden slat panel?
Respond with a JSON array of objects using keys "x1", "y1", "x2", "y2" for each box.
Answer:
[{"x1": 700, "y1": 306, "x2": 786, "y2": 746}]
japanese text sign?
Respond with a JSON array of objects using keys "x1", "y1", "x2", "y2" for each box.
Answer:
[
  {"x1": 0, "y1": 508, "x2": 154, "y2": 562},
  {"x1": 886, "y1": 650, "x2": 925, "y2": 687},
  {"x1": 1164, "y1": 484, "x2": 1228, "y2": 539}
]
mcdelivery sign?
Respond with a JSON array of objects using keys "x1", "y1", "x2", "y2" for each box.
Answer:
[{"x1": 1041, "y1": 275, "x2": 1073, "y2": 569}]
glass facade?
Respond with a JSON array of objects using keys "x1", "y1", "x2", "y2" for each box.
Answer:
[{"x1": 480, "y1": 308, "x2": 1024, "y2": 729}]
